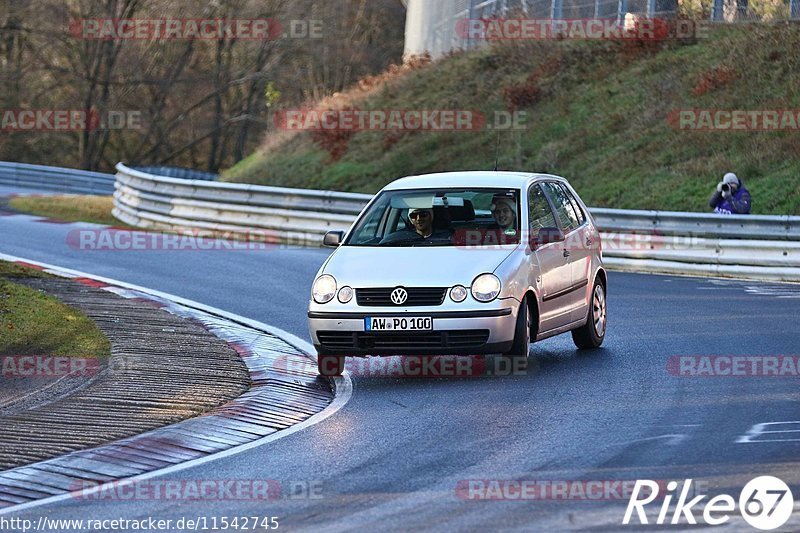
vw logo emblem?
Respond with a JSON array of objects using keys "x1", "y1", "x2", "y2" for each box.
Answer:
[{"x1": 390, "y1": 287, "x2": 408, "y2": 305}]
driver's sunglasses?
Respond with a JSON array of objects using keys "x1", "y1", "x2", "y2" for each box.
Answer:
[{"x1": 409, "y1": 211, "x2": 431, "y2": 219}]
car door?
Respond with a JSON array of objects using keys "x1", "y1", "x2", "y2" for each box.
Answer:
[
  {"x1": 540, "y1": 182, "x2": 585, "y2": 321},
  {"x1": 558, "y1": 183, "x2": 594, "y2": 323},
  {"x1": 528, "y1": 183, "x2": 572, "y2": 332}
]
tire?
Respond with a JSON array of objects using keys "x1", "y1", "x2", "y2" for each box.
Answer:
[
  {"x1": 318, "y1": 354, "x2": 345, "y2": 376},
  {"x1": 572, "y1": 279, "x2": 606, "y2": 349},
  {"x1": 505, "y1": 296, "x2": 531, "y2": 365}
]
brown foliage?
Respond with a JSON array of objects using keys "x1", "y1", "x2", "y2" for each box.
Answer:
[
  {"x1": 381, "y1": 131, "x2": 404, "y2": 152},
  {"x1": 357, "y1": 53, "x2": 432, "y2": 92},
  {"x1": 310, "y1": 127, "x2": 355, "y2": 162},
  {"x1": 692, "y1": 66, "x2": 738, "y2": 96},
  {"x1": 503, "y1": 75, "x2": 543, "y2": 112},
  {"x1": 501, "y1": 54, "x2": 564, "y2": 112}
]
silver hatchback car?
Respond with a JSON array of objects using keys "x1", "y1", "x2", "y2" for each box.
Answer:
[{"x1": 308, "y1": 171, "x2": 606, "y2": 376}]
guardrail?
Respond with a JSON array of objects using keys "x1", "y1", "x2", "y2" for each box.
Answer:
[
  {"x1": 589, "y1": 209, "x2": 800, "y2": 280},
  {"x1": 0, "y1": 161, "x2": 115, "y2": 195},
  {"x1": 110, "y1": 163, "x2": 799, "y2": 282},
  {"x1": 112, "y1": 163, "x2": 371, "y2": 245},
  {"x1": 591, "y1": 209, "x2": 800, "y2": 241}
]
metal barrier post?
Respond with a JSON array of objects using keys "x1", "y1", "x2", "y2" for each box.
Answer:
[
  {"x1": 551, "y1": 0, "x2": 563, "y2": 18},
  {"x1": 467, "y1": 0, "x2": 477, "y2": 51},
  {"x1": 737, "y1": 0, "x2": 748, "y2": 19},
  {"x1": 710, "y1": 0, "x2": 724, "y2": 20},
  {"x1": 617, "y1": 0, "x2": 628, "y2": 24},
  {"x1": 551, "y1": 0, "x2": 563, "y2": 35}
]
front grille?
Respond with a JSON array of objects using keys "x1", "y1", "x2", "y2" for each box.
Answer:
[
  {"x1": 355, "y1": 287, "x2": 447, "y2": 307},
  {"x1": 317, "y1": 330, "x2": 490, "y2": 350}
]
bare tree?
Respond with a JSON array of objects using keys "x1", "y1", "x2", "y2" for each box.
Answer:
[{"x1": 0, "y1": 0, "x2": 405, "y2": 172}]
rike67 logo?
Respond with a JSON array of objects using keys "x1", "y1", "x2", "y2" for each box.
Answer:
[{"x1": 623, "y1": 477, "x2": 794, "y2": 530}]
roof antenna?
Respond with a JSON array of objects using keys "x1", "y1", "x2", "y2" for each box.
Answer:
[{"x1": 493, "y1": 129, "x2": 501, "y2": 171}]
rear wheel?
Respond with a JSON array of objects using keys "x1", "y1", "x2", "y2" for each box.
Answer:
[
  {"x1": 505, "y1": 296, "x2": 531, "y2": 366},
  {"x1": 318, "y1": 354, "x2": 345, "y2": 376},
  {"x1": 572, "y1": 280, "x2": 606, "y2": 349}
]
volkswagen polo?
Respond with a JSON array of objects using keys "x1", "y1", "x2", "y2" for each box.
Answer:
[{"x1": 308, "y1": 171, "x2": 606, "y2": 376}]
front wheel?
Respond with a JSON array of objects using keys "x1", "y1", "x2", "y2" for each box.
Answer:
[
  {"x1": 572, "y1": 279, "x2": 606, "y2": 349},
  {"x1": 505, "y1": 296, "x2": 531, "y2": 366},
  {"x1": 318, "y1": 354, "x2": 345, "y2": 376}
]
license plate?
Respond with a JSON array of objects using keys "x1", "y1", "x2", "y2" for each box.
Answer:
[{"x1": 365, "y1": 316, "x2": 432, "y2": 331}]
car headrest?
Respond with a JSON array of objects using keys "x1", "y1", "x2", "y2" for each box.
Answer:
[
  {"x1": 448, "y1": 200, "x2": 475, "y2": 222},
  {"x1": 431, "y1": 200, "x2": 474, "y2": 230}
]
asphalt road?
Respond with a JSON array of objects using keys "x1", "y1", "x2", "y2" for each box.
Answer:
[{"x1": 2, "y1": 196, "x2": 800, "y2": 531}]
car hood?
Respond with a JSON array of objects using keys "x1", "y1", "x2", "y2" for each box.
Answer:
[{"x1": 322, "y1": 245, "x2": 518, "y2": 287}]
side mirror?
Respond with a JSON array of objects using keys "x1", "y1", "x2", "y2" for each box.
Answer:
[
  {"x1": 323, "y1": 230, "x2": 344, "y2": 247},
  {"x1": 532, "y1": 227, "x2": 565, "y2": 248}
]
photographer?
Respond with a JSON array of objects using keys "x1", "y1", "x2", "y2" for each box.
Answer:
[{"x1": 709, "y1": 172, "x2": 751, "y2": 215}]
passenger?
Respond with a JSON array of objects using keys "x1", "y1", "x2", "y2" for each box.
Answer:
[
  {"x1": 477, "y1": 196, "x2": 518, "y2": 246},
  {"x1": 490, "y1": 197, "x2": 517, "y2": 234}
]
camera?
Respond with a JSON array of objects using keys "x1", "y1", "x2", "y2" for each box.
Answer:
[{"x1": 721, "y1": 183, "x2": 731, "y2": 193}]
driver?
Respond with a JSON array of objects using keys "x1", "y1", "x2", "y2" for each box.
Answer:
[
  {"x1": 408, "y1": 208, "x2": 435, "y2": 238},
  {"x1": 378, "y1": 206, "x2": 452, "y2": 244},
  {"x1": 408, "y1": 207, "x2": 453, "y2": 242}
]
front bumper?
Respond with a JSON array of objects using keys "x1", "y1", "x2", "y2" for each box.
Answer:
[{"x1": 308, "y1": 305, "x2": 518, "y2": 356}]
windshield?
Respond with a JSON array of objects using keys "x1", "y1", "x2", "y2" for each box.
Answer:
[{"x1": 345, "y1": 188, "x2": 521, "y2": 247}]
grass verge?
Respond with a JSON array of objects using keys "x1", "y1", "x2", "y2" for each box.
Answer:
[
  {"x1": 8, "y1": 195, "x2": 125, "y2": 226},
  {"x1": 0, "y1": 261, "x2": 110, "y2": 360}
]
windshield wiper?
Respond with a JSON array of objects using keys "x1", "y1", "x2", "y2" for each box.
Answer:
[
  {"x1": 412, "y1": 238, "x2": 452, "y2": 246},
  {"x1": 380, "y1": 237, "x2": 455, "y2": 247},
  {"x1": 378, "y1": 237, "x2": 424, "y2": 247}
]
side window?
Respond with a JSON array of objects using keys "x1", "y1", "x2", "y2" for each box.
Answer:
[
  {"x1": 528, "y1": 184, "x2": 557, "y2": 239},
  {"x1": 542, "y1": 182, "x2": 578, "y2": 233},
  {"x1": 559, "y1": 184, "x2": 586, "y2": 225}
]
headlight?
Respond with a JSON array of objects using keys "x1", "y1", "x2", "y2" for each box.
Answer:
[
  {"x1": 312, "y1": 275, "x2": 337, "y2": 304},
  {"x1": 338, "y1": 286, "x2": 353, "y2": 303},
  {"x1": 450, "y1": 285, "x2": 468, "y2": 303},
  {"x1": 471, "y1": 273, "x2": 501, "y2": 302}
]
